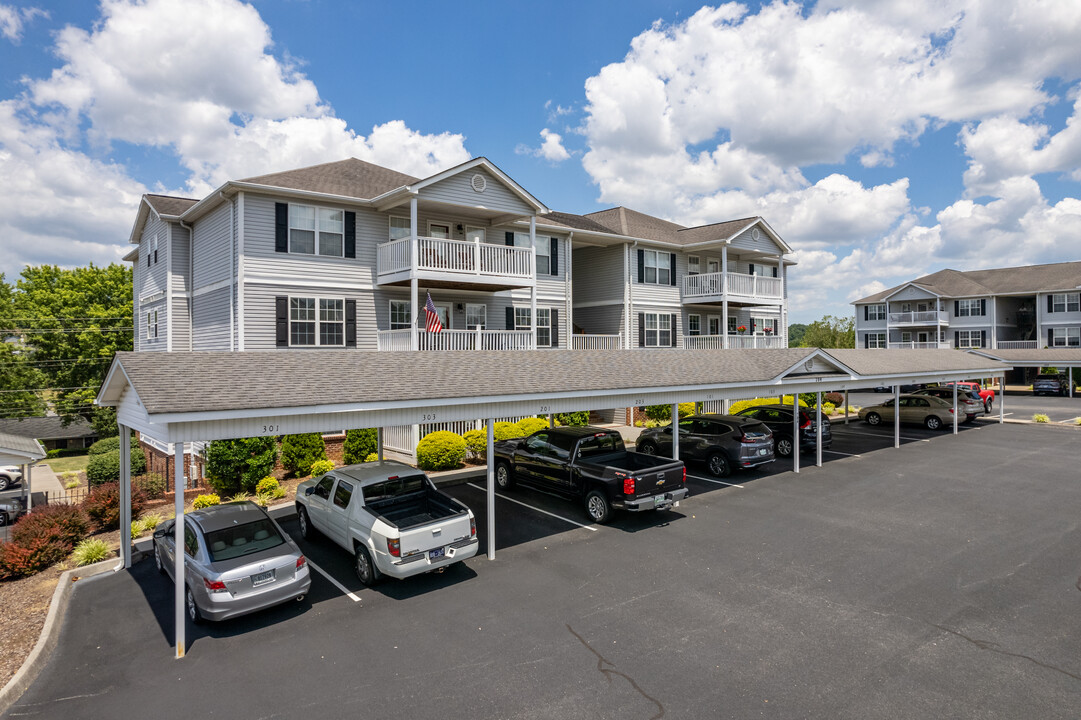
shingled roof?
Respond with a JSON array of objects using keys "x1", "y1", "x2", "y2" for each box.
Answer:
[
  {"x1": 855, "y1": 261, "x2": 1081, "y2": 304},
  {"x1": 241, "y1": 158, "x2": 419, "y2": 200},
  {"x1": 0, "y1": 431, "x2": 45, "y2": 462},
  {"x1": 144, "y1": 194, "x2": 199, "y2": 217},
  {"x1": 0, "y1": 416, "x2": 97, "y2": 441}
]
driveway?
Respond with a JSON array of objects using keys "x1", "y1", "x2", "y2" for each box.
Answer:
[{"x1": 5, "y1": 422, "x2": 1081, "y2": 719}]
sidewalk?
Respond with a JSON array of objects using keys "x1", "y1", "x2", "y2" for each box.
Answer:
[{"x1": 30, "y1": 465, "x2": 67, "y2": 507}]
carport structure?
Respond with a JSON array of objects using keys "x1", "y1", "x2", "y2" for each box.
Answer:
[
  {"x1": 96, "y1": 347, "x2": 1005, "y2": 658},
  {"x1": 967, "y1": 348, "x2": 1081, "y2": 400},
  {"x1": 0, "y1": 431, "x2": 46, "y2": 521}
]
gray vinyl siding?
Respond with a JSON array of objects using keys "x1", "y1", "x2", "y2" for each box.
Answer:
[
  {"x1": 192, "y1": 201, "x2": 232, "y2": 289},
  {"x1": 192, "y1": 286, "x2": 233, "y2": 350},
  {"x1": 633, "y1": 246, "x2": 682, "y2": 307},
  {"x1": 244, "y1": 282, "x2": 373, "y2": 350},
  {"x1": 418, "y1": 168, "x2": 533, "y2": 216},
  {"x1": 572, "y1": 305, "x2": 623, "y2": 336},
  {"x1": 572, "y1": 245, "x2": 625, "y2": 305},
  {"x1": 728, "y1": 225, "x2": 786, "y2": 255},
  {"x1": 139, "y1": 299, "x2": 167, "y2": 352},
  {"x1": 171, "y1": 297, "x2": 191, "y2": 350},
  {"x1": 169, "y1": 223, "x2": 190, "y2": 294},
  {"x1": 629, "y1": 303, "x2": 682, "y2": 347},
  {"x1": 137, "y1": 215, "x2": 169, "y2": 300}
]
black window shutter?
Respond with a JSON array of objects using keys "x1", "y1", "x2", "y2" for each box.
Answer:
[
  {"x1": 864, "y1": 306, "x2": 869, "y2": 321},
  {"x1": 954, "y1": 300, "x2": 959, "y2": 316},
  {"x1": 980, "y1": 330, "x2": 986, "y2": 348},
  {"x1": 344, "y1": 212, "x2": 356, "y2": 258},
  {"x1": 863, "y1": 334, "x2": 869, "y2": 349},
  {"x1": 980, "y1": 298, "x2": 986, "y2": 316},
  {"x1": 345, "y1": 299, "x2": 356, "y2": 347},
  {"x1": 154, "y1": 248, "x2": 158, "y2": 264},
  {"x1": 670, "y1": 313, "x2": 678, "y2": 347},
  {"x1": 551, "y1": 309, "x2": 559, "y2": 347},
  {"x1": 275, "y1": 296, "x2": 289, "y2": 347},
  {"x1": 147, "y1": 254, "x2": 151, "y2": 267},
  {"x1": 749, "y1": 263, "x2": 755, "y2": 275},
  {"x1": 669, "y1": 253, "x2": 677, "y2": 286},
  {"x1": 637, "y1": 249, "x2": 645, "y2": 283},
  {"x1": 506, "y1": 306, "x2": 515, "y2": 330},
  {"x1": 505, "y1": 231, "x2": 515, "y2": 246},
  {"x1": 550, "y1": 239, "x2": 559, "y2": 276},
  {"x1": 275, "y1": 203, "x2": 288, "y2": 253},
  {"x1": 1048, "y1": 328, "x2": 1053, "y2": 346},
  {"x1": 953, "y1": 331, "x2": 959, "y2": 347},
  {"x1": 1047, "y1": 295, "x2": 1054, "y2": 313},
  {"x1": 638, "y1": 313, "x2": 645, "y2": 347},
  {"x1": 772, "y1": 266, "x2": 778, "y2": 278}
]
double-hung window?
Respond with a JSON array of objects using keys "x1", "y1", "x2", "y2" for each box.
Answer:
[
  {"x1": 290, "y1": 297, "x2": 344, "y2": 346},
  {"x1": 513, "y1": 233, "x2": 550, "y2": 274},
  {"x1": 867, "y1": 333, "x2": 886, "y2": 349},
  {"x1": 728, "y1": 316, "x2": 737, "y2": 334},
  {"x1": 1051, "y1": 327, "x2": 1081, "y2": 347},
  {"x1": 1051, "y1": 293, "x2": 1080, "y2": 313},
  {"x1": 955, "y1": 330, "x2": 983, "y2": 348},
  {"x1": 867, "y1": 304, "x2": 886, "y2": 321},
  {"x1": 643, "y1": 313, "x2": 671, "y2": 347},
  {"x1": 643, "y1": 250, "x2": 671, "y2": 285},
  {"x1": 687, "y1": 256, "x2": 700, "y2": 276},
  {"x1": 389, "y1": 217, "x2": 410, "y2": 240},
  {"x1": 290, "y1": 205, "x2": 343, "y2": 257},
  {"x1": 466, "y1": 304, "x2": 487, "y2": 330},
  {"x1": 514, "y1": 307, "x2": 552, "y2": 346},
  {"x1": 752, "y1": 317, "x2": 777, "y2": 335},
  {"x1": 956, "y1": 299, "x2": 982, "y2": 317},
  {"x1": 390, "y1": 300, "x2": 411, "y2": 330},
  {"x1": 146, "y1": 311, "x2": 158, "y2": 340},
  {"x1": 687, "y1": 314, "x2": 701, "y2": 336}
]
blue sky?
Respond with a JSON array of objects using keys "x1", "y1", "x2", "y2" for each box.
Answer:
[{"x1": 1, "y1": 0, "x2": 1079, "y2": 323}]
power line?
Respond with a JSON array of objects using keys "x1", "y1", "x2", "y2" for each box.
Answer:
[
  {"x1": 1, "y1": 317, "x2": 132, "y2": 321},
  {"x1": 1, "y1": 327, "x2": 133, "y2": 333},
  {"x1": 0, "y1": 386, "x2": 99, "y2": 394},
  {"x1": 0, "y1": 357, "x2": 114, "y2": 366}
]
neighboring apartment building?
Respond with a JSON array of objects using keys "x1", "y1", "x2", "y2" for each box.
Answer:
[
  {"x1": 126, "y1": 156, "x2": 795, "y2": 455},
  {"x1": 852, "y1": 262, "x2": 1081, "y2": 350}
]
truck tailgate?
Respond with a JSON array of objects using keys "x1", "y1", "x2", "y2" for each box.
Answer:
[
  {"x1": 625, "y1": 460, "x2": 685, "y2": 499},
  {"x1": 397, "y1": 511, "x2": 473, "y2": 559}
]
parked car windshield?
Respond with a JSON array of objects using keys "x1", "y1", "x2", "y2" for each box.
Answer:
[{"x1": 206, "y1": 518, "x2": 285, "y2": 562}]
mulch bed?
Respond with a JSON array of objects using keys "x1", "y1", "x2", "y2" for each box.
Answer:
[{"x1": 0, "y1": 564, "x2": 66, "y2": 690}]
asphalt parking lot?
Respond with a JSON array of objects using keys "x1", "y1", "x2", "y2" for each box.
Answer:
[{"x1": 6, "y1": 420, "x2": 1081, "y2": 719}]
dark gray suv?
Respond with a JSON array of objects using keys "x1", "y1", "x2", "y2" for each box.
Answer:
[
  {"x1": 635, "y1": 414, "x2": 774, "y2": 478},
  {"x1": 1032, "y1": 373, "x2": 1071, "y2": 396}
]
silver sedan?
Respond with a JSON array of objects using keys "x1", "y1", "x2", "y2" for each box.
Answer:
[{"x1": 152, "y1": 501, "x2": 311, "y2": 623}]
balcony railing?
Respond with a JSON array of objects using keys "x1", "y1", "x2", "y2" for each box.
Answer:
[
  {"x1": 996, "y1": 340, "x2": 1037, "y2": 349},
  {"x1": 887, "y1": 341, "x2": 951, "y2": 349},
  {"x1": 681, "y1": 271, "x2": 783, "y2": 301},
  {"x1": 684, "y1": 334, "x2": 786, "y2": 349},
  {"x1": 571, "y1": 333, "x2": 622, "y2": 350},
  {"x1": 888, "y1": 311, "x2": 948, "y2": 325},
  {"x1": 376, "y1": 329, "x2": 535, "y2": 351},
  {"x1": 377, "y1": 236, "x2": 534, "y2": 280}
]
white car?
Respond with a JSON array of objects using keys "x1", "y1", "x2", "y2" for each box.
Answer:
[{"x1": 0, "y1": 466, "x2": 23, "y2": 492}]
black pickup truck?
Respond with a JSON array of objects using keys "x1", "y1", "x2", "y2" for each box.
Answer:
[{"x1": 492, "y1": 426, "x2": 687, "y2": 524}]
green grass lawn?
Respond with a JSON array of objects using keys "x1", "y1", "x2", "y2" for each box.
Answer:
[{"x1": 37, "y1": 454, "x2": 90, "y2": 474}]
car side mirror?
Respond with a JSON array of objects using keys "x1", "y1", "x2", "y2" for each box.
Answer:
[{"x1": 304, "y1": 486, "x2": 314, "y2": 496}]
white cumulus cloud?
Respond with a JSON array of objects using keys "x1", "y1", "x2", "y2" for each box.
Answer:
[{"x1": 0, "y1": 4, "x2": 46, "y2": 43}]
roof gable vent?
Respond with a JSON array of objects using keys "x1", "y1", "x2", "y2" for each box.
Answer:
[{"x1": 471, "y1": 174, "x2": 487, "y2": 193}]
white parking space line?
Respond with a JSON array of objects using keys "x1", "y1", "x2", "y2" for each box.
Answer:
[
  {"x1": 687, "y1": 474, "x2": 744, "y2": 488},
  {"x1": 823, "y1": 450, "x2": 862, "y2": 458},
  {"x1": 831, "y1": 429, "x2": 928, "y2": 442},
  {"x1": 465, "y1": 482, "x2": 598, "y2": 532},
  {"x1": 306, "y1": 558, "x2": 362, "y2": 603}
]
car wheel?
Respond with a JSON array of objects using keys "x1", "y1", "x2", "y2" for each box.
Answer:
[
  {"x1": 354, "y1": 545, "x2": 381, "y2": 587},
  {"x1": 0, "y1": 511, "x2": 7, "y2": 527},
  {"x1": 775, "y1": 436, "x2": 794, "y2": 458},
  {"x1": 925, "y1": 415, "x2": 943, "y2": 430},
  {"x1": 0, "y1": 476, "x2": 9, "y2": 492},
  {"x1": 637, "y1": 441, "x2": 658, "y2": 456},
  {"x1": 297, "y1": 506, "x2": 314, "y2": 540},
  {"x1": 984, "y1": 400, "x2": 992, "y2": 413},
  {"x1": 495, "y1": 462, "x2": 515, "y2": 490},
  {"x1": 584, "y1": 490, "x2": 612, "y2": 524},
  {"x1": 153, "y1": 541, "x2": 164, "y2": 574},
  {"x1": 707, "y1": 452, "x2": 731, "y2": 478},
  {"x1": 185, "y1": 585, "x2": 203, "y2": 625},
  {"x1": 865, "y1": 412, "x2": 882, "y2": 426}
]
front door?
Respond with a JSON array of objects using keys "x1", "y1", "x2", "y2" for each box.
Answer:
[{"x1": 917, "y1": 331, "x2": 929, "y2": 344}]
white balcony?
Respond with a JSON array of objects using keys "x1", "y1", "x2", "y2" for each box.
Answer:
[
  {"x1": 571, "y1": 333, "x2": 622, "y2": 350},
  {"x1": 684, "y1": 334, "x2": 786, "y2": 349},
  {"x1": 377, "y1": 328, "x2": 535, "y2": 351},
  {"x1": 376, "y1": 236, "x2": 534, "y2": 289},
  {"x1": 996, "y1": 340, "x2": 1037, "y2": 349},
  {"x1": 681, "y1": 271, "x2": 784, "y2": 304},
  {"x1": 887, "y1": 341, "x2": 952, "y2": 349},
  {"x1": 887, "y1": 310, "x2": 948, "y2": 326}
]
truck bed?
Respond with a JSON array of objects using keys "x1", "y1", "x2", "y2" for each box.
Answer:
[{"x1": 365, "y1": 489, "x2": 465, "y2": 531}]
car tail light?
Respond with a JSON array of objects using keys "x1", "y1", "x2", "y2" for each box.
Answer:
[
  {"x1": 387, "y1": 538, "x2": 401, "y2": 557},
  {"x1": 800, "y1": 416, "x2": 811, "y2": 429},
  {"x1": 203, "y1": 578, "x2": 227, "y2": 593},
  {"x1": 682, "y1": 467, "x2": 687, "y2": 484},
  {"x1": 470, "y1": 517, "x2": 476, "y2": 538},
  {"x1": 623, "y1": 477, "x2": 636, "y2": 495},
  {"x1": 296, "y1": 555, "x2": 307, "y2": 570},
  {"x1": 739, "y1": 433, "x2": 757, "y2": 444}
]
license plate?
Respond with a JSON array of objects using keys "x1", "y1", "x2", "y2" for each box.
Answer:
[
  {"x1": 251, "y1": 570, "x2": 274, "y2": 587},
  {"x1": 758, "y1": 448, "x2": 768, "y2": 456},
  {"x1": 654, "y1": 495, "x2": 668, "y2": 508},
  {"x1": 429, "y1": 547, "x2": 445, "y2": 561}
]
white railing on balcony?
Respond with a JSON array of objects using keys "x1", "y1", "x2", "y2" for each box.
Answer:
[
  {"x1": 684, "y1": 334, "x2": 786, "y2": 349},
  {"x1": 571, "y1": 333, "x2": 622, "y2": 350},
  {"x1": 888, "y1": 341, "x2": 951, "y2": 349},
  {"x1": 996, "y1": 340, "x2": 1037, "y2": 349},
  {"x1": 888, "y1": 311, "x2": 948, "y2": 324},
  {"x1": 376, "y1": 328, "x2": 535, "y2": 351},
  {"x1": 376, "y1": 236, "x2": 534, "y2": 279},
  {"x1": 682, "y1": 271, "x2": 783, "y2": 301}
]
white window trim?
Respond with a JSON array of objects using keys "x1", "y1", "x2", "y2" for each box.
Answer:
[
  {"x1": 514, "y1": 307, "x2": 553, "y2": 346},
  {"x1": 389, "y1": 216, "x2": 411, "y2": 241},
  {"x1": 466, "y1": 303, "x2": 487, "y2": 330},
  {"x1": 642, "y1": 249, "x2": 671, "y2": 285},
  {"x1": 751, "y1": 316, "x2": 777, "y2": 336},
  {"x1": 288, "y1": 295, "x2": 345, "y2": 347},
  {"x1": 867, "y1": 333, "x2": 886, "y2": 349},
  {"x1": 1051, "y1": 326, "x2": 1080, "y2": 347},
  {"x1": 868, "y1": 304, "x2": 886, "y2": 321},
  {"x1": 957, "y1": 298, "x2": 983, "y2": 317},
  {"x1": 514, "y1": 232, "x2": 550, "y2": 274},
  {"x1": 465, "y1": 226, "x2": 486, "y2": 244},
  {"x1": 687, "y1": 313, "x2": 701, "y2": 336},
  {"x1": 289, "y1": 203, "x2": 344, "y2": 257},
  {"x1": 427, "y1": 220, "x2": 452, "y2": 239},
  {"x1": 642, "y1": 312, "x2": 672, "y2": 347},
  {"x1": 389, "y1": 300, "x2": 412, "y2": 331},
  {"x1": 707, "y1": 315, "x2": 721, "y2": 336},
  {"x1": 687, "y1": 255, "x2": 700, "y2": 276},
  {"x1": 955, "y1": 330, "x2": 984, "y2": 349},
  {"x1": 1051, "y1": 293, "x2": 1080, "y2": 313}
]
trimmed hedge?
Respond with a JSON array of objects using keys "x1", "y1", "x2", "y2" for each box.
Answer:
[
  {"x1": 555, "y1": 411, "x2": 589, "y2": 426},
  {"x1": 643, "y1": 403, "x2": 695, "y2": 422},
  {"x1": 310, "y1": 460, "x2": 334, "y2": 477},
  {"x1": 728, "y1": 396, "x2": 809, "y2": 415},
  {"x1": 463, "y1": 428, "x2": 488, "y2": 458},
  {"x1": 493, "y1": 422, "x2": 520, "y2": 441},
  {"x1": 343, "y1": 428, "x2": 378, "y2": 465},
  {"x1": 205, "y1": 437, "x2": 278, "y2": 495},
  {"x1": 514, "y1": 417, "x2": 549, "y2": 437},
  {"x1": 87, "y1": 447, "x2": 147, "y2": 487},
  {"x1": 416, "y1": 431, "x2": 466, "y2": 472},
  {"x1": 193, "y1": 493, "x2": 221, "y2": 509},
  {"x1": 88, "y1": 435, "x2": 140, "y2": 456},
  {"x1": 255, "y1": 476, "x2": 281, "y2": 495},
  {"x1": 280, "y1": 433, "x2": 328, "y2": 477}
]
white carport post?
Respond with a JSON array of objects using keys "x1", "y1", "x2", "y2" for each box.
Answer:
[
  {"x1": 409, "y1": 196, "x2": 419, "y2": 351},
  {"x1": 548, "y1": 413, "x2": 554, "y2": 429},
  {"x1": 952, "y1": 382, "x2": 959, "y2": 434},
  {"x1": 999, "y1": 376, "x2": 1005, "y2": 424},
  {"x1": 173, "y1": 442, "x2": 186, "y2": 659},
  {"x1": 791, "y1": 393, "x2": 800, "y2": 474},
  {"x1": 670, "y1": 404, "x2": 680, "y2": 462},
  {"x1": 893, "y1": 385, "x2": 901, "y2": 449},
  {"x1": 486, "y1": 419, "x2": 495, "y2": 561},
  {"x1": 1070, "y1": 367, "x2": 1074, "y2": 398},
  {"x1": 119, "y1": 425, "x2": 132, "y2": 568},
  {"x1": 815, "y1": 391, "x2": 823, "y2": 467},
  {"x1": 843, "y1": 389, "x2": 849, "y2": 424},
  {"x1": 376, "y1": 428, "x2": 384, "y2": 461}
]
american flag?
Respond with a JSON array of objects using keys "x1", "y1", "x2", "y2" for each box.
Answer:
[{"x1": 424, "y1": 293, "x2": 443, "y2": 333}]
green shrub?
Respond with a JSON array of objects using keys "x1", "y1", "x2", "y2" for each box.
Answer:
[
  {"x1": 728, "y1": 396, "x2": 809, "y2": 415},
  {"x1": 256, "y1": 486, "x2": 287, "y2": 507},
  {"x1": 415, "y1": 431, "x2": 466, "y2": 471},
  {"x1": 643, "y1": 403, "x2": 695, "y2": 422},
  {"x1": 192, "y1": 493, "x2": 220, "y2": 509},
  {"x1": 463, "y1": 428, "x2": 488, "y2": 458},
  {"x1": 72, "y1": 538, "x2": 111, "y2": 567},
  {"x1": 364, "y1": 453, "x2": 378, "y2": 462},
  {"x1": 12, "y1": 504, "x2": 89, "y2": 549},
  {"x1": 88, "y1": 435, "x2": 139, "y2": 456},
  {"x1": 280, "y1": 433, "x2": 328, "y2": 477},
  {"x1": 493, "y1": 421, "x2": 520, "y2": 440},
  {"x1": 0, "y1": 537, "x2": 70, "y2": 579},
  {"x1": 343, "y1": 428, "x2": 378, "y2": 465},
  {"x1": 130, "y1": 521, "x2": 143, "y2": 540},
  {"x1": 310, "y1": 460, "x2": 334, "y2": 478},
  {"x1": 86, "y1": 448, "x2": 147, "y2": 487},
  {"x1": 555, "y1": 411, "x2": 589, "y2": 426},
  {"x1": 46, "y1": 448, "x2": 88, "y2": 459},
  {"x1": 134, "y1": 472, "x2": 165, "y2": 499},
  {"x1": 824, "y1": 392, "x2": 845, "y2": 406},
  {"x1": 255, "y1": 476, "x2": 281, "y2": 495},
  {"x1": 205, "y1": 437, "x2": 278, "y2": 495},
  {"x1": 64, "y1": 479, "x2": 80, "y2": 490},
  {"x1": 229, "y1": 492, "x2": 252, "y2": 503},
  {"x1": 1033, "y1": 413, "x2": 1050, "y2": 423},
  {"x1": 514, "y1": 417, "x2": 549, "y2": 437},
  {"x1": 83, "y1": 482, "x2": 147, "y2": 532},
  {"x1": 821, "y1": 402, "x2": 836, "y2": 415}
]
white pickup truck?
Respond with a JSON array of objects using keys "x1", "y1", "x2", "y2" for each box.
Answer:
[{"x1": 294, "y1": 460, "x2": 478, "y2": 586}]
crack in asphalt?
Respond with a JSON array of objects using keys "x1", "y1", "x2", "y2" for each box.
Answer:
[
  {"x1": 567, "y1": 624, "x2": 665, "y2": 719},
  {"x1": 930, "y1": 623, "x2": 1081, "y2": 683}
]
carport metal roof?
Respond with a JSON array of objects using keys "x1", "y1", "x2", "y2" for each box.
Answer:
[
  {"x1": 0, "y1": 431, "x2": 46, "y2": 466},
  {"x1": 967, "y1": 348, "x2": 1081, "y2": 367},
  {"x1": 97, "y1": 348, "x2": 1006, "y2": 443}
]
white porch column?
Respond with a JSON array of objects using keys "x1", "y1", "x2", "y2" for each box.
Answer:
[
  {"x1": 999, "y1": 377, "x2": 1005, "y2": 423},
  {"x1": 991, "y1": 298, "x2": 997, "y2": 349},
  {"x1": 1070, "y1": 367, "x2": 1074, "y2": 398},
  {"x1": 24, "y1": 463, "x2": 32, "y2": 510},
  {"x1": 816, "y1": 391, "x2": 823, "y2": 467},
  {"x1": 894, "y1": 385, "x2": 901, "y2": 449},
  {"x1": 377, "y1": 428, "x2": 384, "y2": 461},
  {"x1": 953, "y1": 383, "x2": 959, "y2": 434},
  {"x1": 670, "y1": 404, "x2": 680, "y2": 462},
  {"x1": 722, "y1": 398, "x2": 730, "y2": 414},
  {"x1": 173, "y1": 441, "x2": 186, "y2": 659},
  {"x1": 530, "y1": 216, "x2": 537, "y2": 350},
  {"x1": 722, "y1": 246, "x2": 729, "y2": 350},
  {"x1": 792, "y1": 394, "x2": 800, "y2": 474},
  {"x1": 486, "y1": 419, "x2": 495, "y2": 561},
  {"x1": 410, "y1": 197, "x2": 419, "y2": 351},
  {"x1": 778, "y1": 256, "x2": 787, "y2": 347},
  {"x1": 548, "y1": 413, "x2": 554, "y2": 429},
  {"x1": 120, "y1": 426, "x2": 132, "y2": 569}
]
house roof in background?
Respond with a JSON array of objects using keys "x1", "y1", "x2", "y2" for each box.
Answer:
[
  {"x1": 0, "y1": 431, "x2": 46, "y2": 462},
  {"x1": 855, "y1": 261, "x2": 1081, "y2": 304},
  {"x1": 0, "y1": 416, "x2": 97, "y2": 441},
  {"x1": 241, "y1": 158, "x2": 420, "y2": 200}
]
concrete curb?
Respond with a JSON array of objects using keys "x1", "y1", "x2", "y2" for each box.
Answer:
[{"x1": 0, "y1": 557, "x2": 121, "y2": 716}]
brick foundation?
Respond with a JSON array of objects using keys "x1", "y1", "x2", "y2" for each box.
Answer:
[{"x1": 138, "y1": 437, "x2": 207, "y2": 492}]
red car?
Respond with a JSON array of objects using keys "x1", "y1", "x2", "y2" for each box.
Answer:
[{"x1": 944, "y1": 381, "x2": 995, "y2": 412}]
